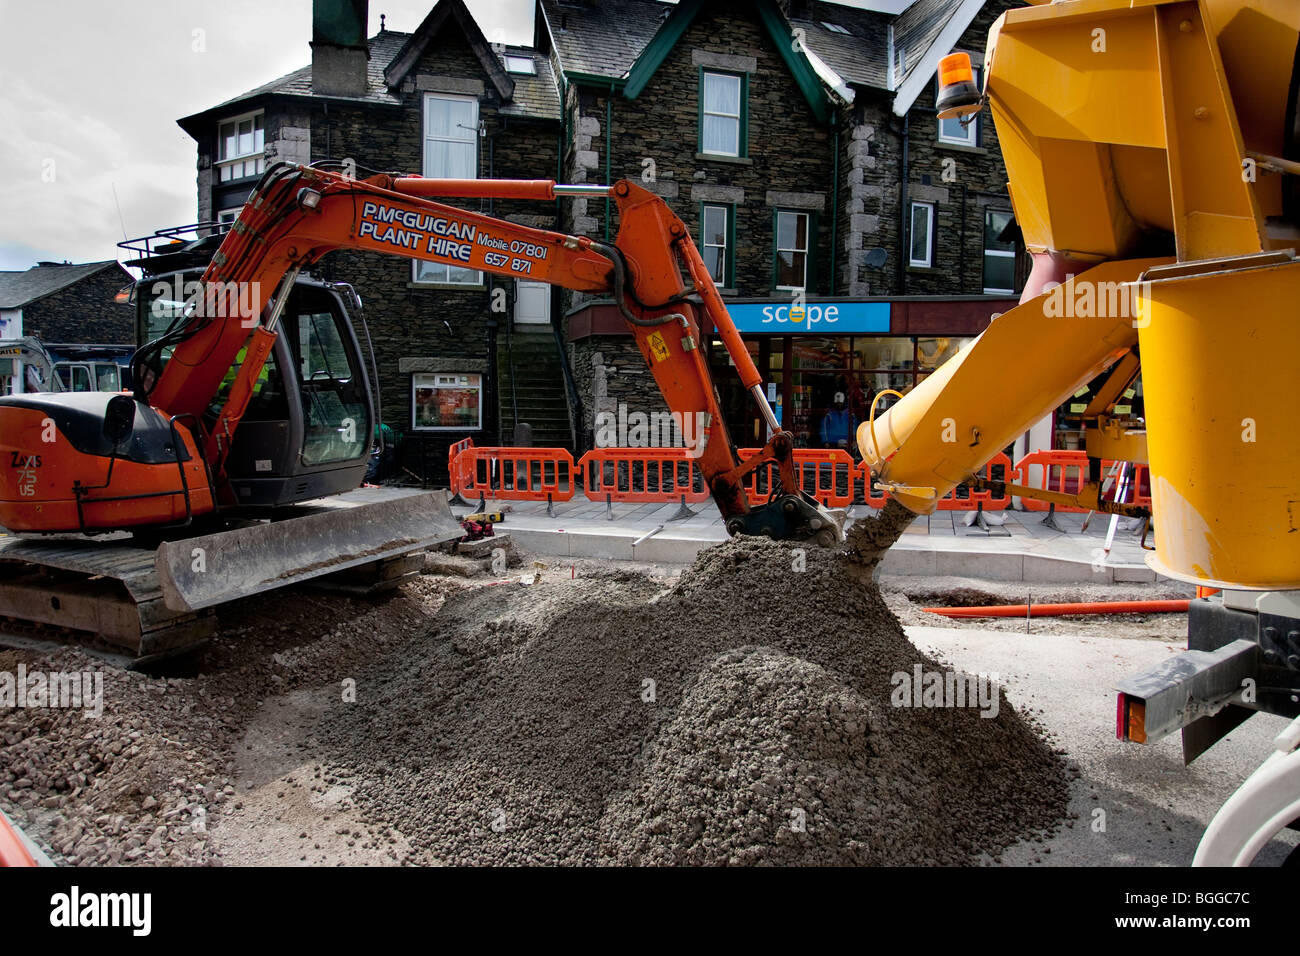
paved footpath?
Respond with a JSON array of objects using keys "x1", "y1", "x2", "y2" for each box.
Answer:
[{"x1": 452, "y1": 491, "x2": 1164, "y2": 585}]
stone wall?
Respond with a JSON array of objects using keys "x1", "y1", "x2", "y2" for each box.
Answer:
[{"x1": 22, "y1": 267, "x2": 134, "y2": 344}]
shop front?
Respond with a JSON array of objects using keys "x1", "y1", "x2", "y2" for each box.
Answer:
[
  {"x1": 566, "y1": 294, "x2": 1017, "y2": 456},
  {"x1": 699, "y1": 296, "x2": 1015, "y2": 455}
]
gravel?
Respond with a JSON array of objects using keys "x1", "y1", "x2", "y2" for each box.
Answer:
[{"x1": 317, "y1": 535, "x2": 1070, "y2": 865}]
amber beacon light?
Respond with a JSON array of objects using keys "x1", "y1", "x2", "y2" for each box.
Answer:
[{"x1": 935, "y1": 52, "x2": 982, "y2": 120}]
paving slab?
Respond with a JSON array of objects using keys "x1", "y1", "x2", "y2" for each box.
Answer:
[{"x1": 454, "y1": 495, "x2": 1171, "y2": 585}]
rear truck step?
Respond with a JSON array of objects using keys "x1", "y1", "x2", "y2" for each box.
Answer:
[
  {"x1": 0, "y1": 489, "x2": 464, "y2": 663},
  {"x1": 156, "y1": 489, "x2": 463, "y2": 612},
  {"x1": 1116, "y1": 591, "x2": 1300, "y2": 763}
]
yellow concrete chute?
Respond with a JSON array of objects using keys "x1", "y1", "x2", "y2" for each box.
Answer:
[{"x1": 857, "y1": 257, "x2": 1165, "y2": 514}]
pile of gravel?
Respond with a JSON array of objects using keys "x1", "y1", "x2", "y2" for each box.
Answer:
[
  {"x1": 0, "y1": 577, "x2": 461, "y2": 866},
  {"x1": 318, "y1": 535, "x2": 1069, "y2": 865}
]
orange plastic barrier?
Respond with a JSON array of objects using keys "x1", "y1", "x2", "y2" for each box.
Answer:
[
  {"x1": 1017, "y1": 451, "x2": 1150, "y2": 512},
  {"x1": 576, "y1": 447, "x2": 710, "y2": 503},
  {"x1": 936, "y1": 452, "x2": 1016, "y2": 511},
  {"x1": 857, "y1": 452, "x2": 1015, "y2": 511},
  {"x1": 447, "y1": 437, "x2": 475, "y2": 498},
  {"x1": 459, "y1": 445, "x2": 578, "y2": 502},
  {"x1": 737, "y1": 448, "x2": 856, "y2": 508}
]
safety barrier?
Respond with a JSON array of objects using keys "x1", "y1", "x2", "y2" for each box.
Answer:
[
  {"x1": 576, "y1": 447, "x2": 710, "y2": 504},
  {"x1": 442, "y1": 440, "x2": 1150, "y2": 516},
  {"x1": 1017, "y1": 451, "x2": 1150, "y2": 512},
  {"x1": 737, "y1": 448, "x2": 856, "y2": 508},
  {"x1": 463, "y1": 445, "x2": 580, "y2": 503},
  {"x1": 856, "y1": 453, "x2": 1015, "y2": 511},
  {"x1": 447, "y1": 437, "x2": 475, "y2": 499}
]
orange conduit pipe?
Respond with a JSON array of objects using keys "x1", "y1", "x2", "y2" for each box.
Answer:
[
  {"x1": 924, "y1": 600, "x2": 1191, "y2": 619},
  {"x1": 0, "y1": 815, "x2": 37, "y2": 867}
]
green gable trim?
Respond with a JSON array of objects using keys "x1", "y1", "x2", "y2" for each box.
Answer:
[
  {"x1": 754, "y1": 1, "x2": 833, "y2": 124},
  {"x1": 623, "y1": 0, "x2": 833, "y2": 124},
  {"x1": 623, "y1": 0, "x2": 705, "y2": 99},
  {"x1": 564, "y1": 72, "x2": 627, "y2": 89}
]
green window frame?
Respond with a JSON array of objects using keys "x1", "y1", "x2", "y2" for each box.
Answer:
[
  {"x1": 698, "y1": 68, "x2": 748, "y2": 158},
  {"x1": 771, "y1": 208, "x2": 818, "y2": 293},
  {"x1": 699, "y1": 202, "x2": 736, "y2": 288}
]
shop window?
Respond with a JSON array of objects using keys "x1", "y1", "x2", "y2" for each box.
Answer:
[
  {"x1": 415, "y1": 94, "x2": 482, "y2": 286},
  {"x1": 909, "y1": 202, "x2": 934, "y2": 268},
  {"x1": 412, "y1": 372, "x2": 483, "y2": 431},
  {"x1": 701, "y1": 203, "x2": 733, "y2": 287},
  {"x1": 774, "y1": 210, "x2": 811, "y2": 291},
  {"x1": 217, "y1": 111, "x2": 264, "y2": 183},
  {"x1": 936, "y1": 64, "x2": 981, "y2": 146},
  {"x1": 700, "y1": 70, "x2": 745, "y2": 157},
  {"x1": 982, "y1": 209, "x2": 1016, "y2": 294}
]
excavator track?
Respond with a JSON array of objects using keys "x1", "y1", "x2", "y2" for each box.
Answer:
[{"x1": 0, "y1": 488, "x2": 463, "y2": 665}]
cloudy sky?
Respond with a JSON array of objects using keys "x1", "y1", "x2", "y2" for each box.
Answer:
[{"x1": 0, "y1": 0, "x2": 913, "y2": 271}]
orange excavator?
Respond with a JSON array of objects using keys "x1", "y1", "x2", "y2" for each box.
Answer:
[{"x1": 0, "y1": 163, "x2": 841, "y2": 658}]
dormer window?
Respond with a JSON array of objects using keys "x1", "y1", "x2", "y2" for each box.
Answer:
[
  {"x1": 504, "y1": 55, "x2": 536, "y2": 75},
  {"x1": 217, "y1": 111, "x2": 264, "y2": 183}
]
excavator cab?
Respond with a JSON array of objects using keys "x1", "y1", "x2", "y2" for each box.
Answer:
[{"x1": 130, "y1": 238, "x2": 375, "y2": 510}]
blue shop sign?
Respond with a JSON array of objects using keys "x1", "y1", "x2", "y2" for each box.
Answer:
[{"x1": 722, "y1": 300, "x2": 890, "y2": 334}]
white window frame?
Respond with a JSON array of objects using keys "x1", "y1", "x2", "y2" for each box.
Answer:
[
  {"x1": 414, "y1": 93, "x2": 483, "y2": 287},
  {"x1": 702, "y1": 203, "x2": 729, "y2": 287},
  {"x1": 216, "y1": 110, "x2": 265, "y2": 183},
  {"x1": 937, "y1": 64, "x2": 981, "y2": 147},
  {"x1": 504, "y1": 55, "x2": 535, "y2": 75},
  {"x1": 982, "y1": 208, "x2": 1016, "y2": 294},
  {"x1": 411, "y1": 372, "x2": 484, "y2": 432},
  {"x1": 775, "y1": 209, "x2": 809, "y2": 292},
  {"x1": 701, "y1": 71, "x2": 742, "y2": 158},
  {"x1": 909, "y1": 201, "x2": 934, "y2": 268},
  {"x1": 217, "y1": 207, "x2": 242, "y2": 225}
]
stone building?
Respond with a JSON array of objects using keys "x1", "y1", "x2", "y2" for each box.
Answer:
[
  {"x1": 0, "y1": 260, "x2": 135, "y2": 395},
  {"x1": 178, "y1": 0, "x2": 1030, "y2": 478}
]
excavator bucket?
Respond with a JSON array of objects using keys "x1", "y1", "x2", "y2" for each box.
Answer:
[{"x1": 156, "y1": 490, "x2": 464, "y2": 612}]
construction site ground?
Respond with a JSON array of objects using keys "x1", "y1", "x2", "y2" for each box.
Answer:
[
  {"x1": 1, "y1": 504, "x2": 1295, "y2": 867},
  {"x1": 465, "y1": 493, "x2": 1160, "y2": 583}
]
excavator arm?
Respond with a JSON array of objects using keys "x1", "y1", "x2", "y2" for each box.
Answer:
[{"x1": 136, "y1": 163, "x2": 839, "y2": 542}]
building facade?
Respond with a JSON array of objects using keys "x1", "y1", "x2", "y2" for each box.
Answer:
[
  {"x1": 179, "y1": 0, "x2": 1030, "y2": 480},
  {"x1": 0, "y1": 260, "x2": 135, "y2": 394}
]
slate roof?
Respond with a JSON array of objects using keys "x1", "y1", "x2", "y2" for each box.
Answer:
[
  {"x1": 184, "y1": 0, "x2": 1003, "y2": 136},
  {"x1": 893, "y1": 0, "x2": 965, "y2": 87},
  {"x1": 537, "y1": 0, "x2": 914, "y2": 94},
  {"x1": 0, "y1": 262, "x2": 124, "y2": 310},
  {"x1": 538, "y1": 0, "x2": 672, "y2": 79},
  {"x1": 187, "y1": 27, "x2": 560, "y2": 128},
  {"x1": 498, "y1": 46, "x2": 562, "y2": 119},
  {"x1": 789, "y1": 1, "x2": 895, "y2": 90},
  {"x1": 206, "y1": 30, "x2": 409, "y2": 113}
]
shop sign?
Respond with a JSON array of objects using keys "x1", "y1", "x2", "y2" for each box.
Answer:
[{"x1": 724, "y1": 301, "x2": 890, "y2": 334}]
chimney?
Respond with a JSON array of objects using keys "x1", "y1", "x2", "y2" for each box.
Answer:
[{"x1": 312, "y1": 0, "x2": 370, "y2": 97}]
